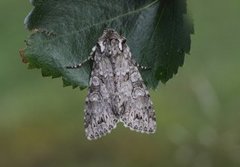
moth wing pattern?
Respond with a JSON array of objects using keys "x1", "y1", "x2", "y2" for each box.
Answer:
[
  {"x1": 67, "y1": 29, "x2": 156, "y2": 140},
  {"x1": 115, "y1": 45, "x2": 157, "y2": 133},
  {"x1": 84, "y1": 50, "x2": 118, "y2": 140}
]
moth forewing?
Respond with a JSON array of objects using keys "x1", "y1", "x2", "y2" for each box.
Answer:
[{"x1": 67, "y1": 29, "x2": 156, "y2": 140}]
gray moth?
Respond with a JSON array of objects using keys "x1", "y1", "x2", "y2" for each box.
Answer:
[{"x1": 67, "y1": 29, "x2": 156, "y2": 140}]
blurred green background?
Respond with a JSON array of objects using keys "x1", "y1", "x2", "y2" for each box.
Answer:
[{"x1": 0, "y1": 0, "x2": 240, "y2": 167}]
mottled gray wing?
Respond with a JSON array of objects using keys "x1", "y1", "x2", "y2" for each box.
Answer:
[
  {"x1": 115, "y1": 45, "x2": 157, "y2": 133},
  {"x1": 84, "y1": 51, "x2": 118, "y2": 140}
]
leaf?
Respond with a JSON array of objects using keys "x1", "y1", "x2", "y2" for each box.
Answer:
[{"x1": 22, "y1": 0, "x2": 193, "y2": 89}]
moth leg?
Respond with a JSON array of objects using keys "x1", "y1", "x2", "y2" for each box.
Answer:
[
  {"x1": 136, "y1": 63, "x2": 150, "y2": 70},
  {"x1": 131, "y1": 59, "x2": 150, "y2": 70},
  {"x1": 66, "y1": 56, "x2": 92, "y2": 69},
  {"x1": 66, "y1": 46, "x2": 96, "y2": 69}
]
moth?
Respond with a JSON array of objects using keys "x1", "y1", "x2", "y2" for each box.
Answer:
[{"x1": 67, "y1": 29, "x2": 156, "y2": 140}]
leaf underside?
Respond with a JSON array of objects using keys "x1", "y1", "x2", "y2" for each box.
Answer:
[{"x1": 22, "y1": 0, "x2": 194, "y2": 89}]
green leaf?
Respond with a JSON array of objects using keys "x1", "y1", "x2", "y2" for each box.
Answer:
[{"x1": 22, "y1": 0, "x2": 193, "y2": 89}]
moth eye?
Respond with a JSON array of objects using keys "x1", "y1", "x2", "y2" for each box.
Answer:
[
  {"x1": 118, "y1": 38, "x2": 126, "y2": 51},
  {"x1": 97, "y1": 41, "x2": 105, "y2": 53},
  {"x1": 122, "y1": 38, "x2": 127, "y2": 44},
  {"x1": 96, "y1": 42, "x2": 101, "y2": 48}
]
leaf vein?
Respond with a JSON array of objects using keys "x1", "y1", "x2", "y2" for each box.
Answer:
[{"x1": 34, "y1": 0, "x2": 160, "y2": 44}]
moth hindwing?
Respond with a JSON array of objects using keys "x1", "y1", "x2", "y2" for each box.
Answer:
[{"x1": 67, "y1": 29, "x2": 156, "y2": 140}]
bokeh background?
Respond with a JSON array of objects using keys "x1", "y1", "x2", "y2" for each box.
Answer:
[{"x1": 0, "y1": 0, "x2": 240, "y2": 167}]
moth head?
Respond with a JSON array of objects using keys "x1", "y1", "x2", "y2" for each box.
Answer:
[
  {"x1": 97, "y1": 29, "x2": 126, "y2": 53},
  {"x1": 102, "y1": 29, "x2": 121, "y2": 40}
]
